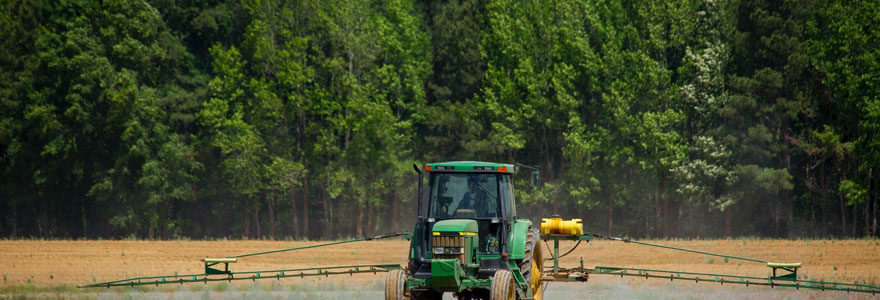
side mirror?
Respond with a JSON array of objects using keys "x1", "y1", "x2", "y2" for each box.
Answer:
[
  {"x1": 516, "y1": 163, "x2": 541, "y2": 188},
  {"x1": 531, "y1": 170, "x2": 540, "y2": 187}
]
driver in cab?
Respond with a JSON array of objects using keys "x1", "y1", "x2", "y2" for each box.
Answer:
[{"x1": 455, "y1": 175, "x2": 488, "y2": 218}]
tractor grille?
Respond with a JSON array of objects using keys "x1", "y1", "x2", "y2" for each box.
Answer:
[{"x1": 432, "y1": 235, "x2": 465, "y2": 264}]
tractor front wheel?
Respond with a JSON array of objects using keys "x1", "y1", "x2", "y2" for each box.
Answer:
[
  {"x1": 490, "y1": 269, "x2": 515, "y2": 300},
  {"x1": 385, "y1": 269, "x2": 407, "y2": 300}
]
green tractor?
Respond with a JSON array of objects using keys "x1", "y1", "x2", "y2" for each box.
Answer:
[{"x1": 386, "y1": 161, "x2": 544, "y2": 300}]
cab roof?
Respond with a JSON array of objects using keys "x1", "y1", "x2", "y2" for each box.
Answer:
[{"x1": 425, "y1": 161, "x2": 515, "y2": 173}]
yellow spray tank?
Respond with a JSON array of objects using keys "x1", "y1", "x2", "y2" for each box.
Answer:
[{"x1": 540, "y1": 216, "x2": 583, "y2": 235}]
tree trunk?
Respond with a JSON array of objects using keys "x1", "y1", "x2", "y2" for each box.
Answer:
[
  {"x1": 366, "y1": 202, "x2": 374, "y2": 235},
  {"x1": 161, "y1": 202, "x2": 171, "y2": 240},
  {"x1": 40, "y1": 194, "x2": 49, "y2": 238},
  {"x1": 725, "y1": 208, "x2": 732, "y2": 237},
  {"x1": 295, "y1": 113, "x2": 304, "y2": 240},
  {"x1": 607, "y1": 205, "x2": 613, "y2": 236},
  {"x1": 871, "y1": 196, "x2": 880, "y2": 236},
  {"x1": 10, "y1": 203, "x2": 17, "y2": 237},
  {"x1": 302, "y1": 177, "x2": 310, "y2": 239},
  {"x1": 866, "y1": 190, "x2": 871, "y2": 236},
  {"x1": 322, "y1": 187, "x2": 331, "y2": 236},
  {"x1": 268, "y1": 195, "x2": 276, "y2": 240},
  {"x1": 374, "y1": 204, "x2": 381, "y2": 233},
  {"x1": 677, "y1": 204, "x2": 683, "y2": 237},
  {"x1": 546, "y1": 158, "x2": 558, "y2": 214},
  {"x1": 773, "y1": 197, "x2": 781, "y2": 236},
  {"x1": 243, "y1": 213, "x2": 250, "y2": 238},
  {"x1": 291, "y1": 189, "x2": 300, "y2": 239},
  {"x1": 838, "y1": 159, "x2": 848, "y2": 236},
  {"x1": 839, "y1": 189, "x2": 847, "y2": 237},
  {"x1": 869, "y1": 167, "x2": 876, "y2": 236},
  {"x1": 357, "y1": 203, "x2": 365, "y2": 237},
  {"x1": 329, "y1": 190, "x2": 335, "y2": 234},
  {"x1": 868, "y1": 175, "x2": 880, "y2": 236},
  {"x1": 806, "y1": 163, "x2": 816, "y2": 233},
  {"x1": 662, "y1": 193, "x2": 670, "y2": 237},
  {"x1": 254, "y1": 204, "x2": 261, "y2": 239},
  {"x1": 81, "y1": 205, "x2": 88, "y2": 238},
  {"x1": 851, "y1": 205, "x2": 857, "y2": 236},
  {"x1": 781, "y1": 138, "x2": 792, "y2": 237},
  {"x1": 867, "y1": 168, "x2": 873, "y2": 235},
  {"x1": 820, "y1": 161, "x2": 828, "y2": 236},
  {"x1": 391, "y1": 192, "x2": 399, "y2": 230},
  {"x1": 655, "y1": 184, "x2": 661, "y2": 237}
]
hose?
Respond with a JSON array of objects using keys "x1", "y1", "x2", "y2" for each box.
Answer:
[{"x1": 543, "y1": 240, "x2": 582, "y2": 261}]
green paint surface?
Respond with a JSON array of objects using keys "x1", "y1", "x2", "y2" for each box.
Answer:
[
  {"x1": 426, "y1": 161, "x2": 515, "y2": 173},
  {"x1": 432, "y1": 219, "x2": 478, "y2": 233}
]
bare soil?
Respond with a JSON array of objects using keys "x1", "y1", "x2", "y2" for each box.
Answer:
[
  {"x1": 1, "y1": 238, "x2": 878, "y2": 297},
  {"x1": 0, "y1": 239, "x2": 409, "y2": 286}
]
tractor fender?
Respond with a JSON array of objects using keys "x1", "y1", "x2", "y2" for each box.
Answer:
[{"x1": 507, "y1": 219, "x2": 533, "y2": 260}]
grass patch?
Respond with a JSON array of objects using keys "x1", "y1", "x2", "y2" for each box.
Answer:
[
  {"x1": 188, "y1": 283, "x2": 206, "y2": 292},
  {"x1": 211, "y1": 281, "x2": 230, "y2": 292},
  {"x1": 0, "y1": 284, "x2": 82, "y2": 294}
]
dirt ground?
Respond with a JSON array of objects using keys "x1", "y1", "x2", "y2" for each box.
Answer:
[{"x1": 1, "y1": 238, "x2": 878, "y2": 298}]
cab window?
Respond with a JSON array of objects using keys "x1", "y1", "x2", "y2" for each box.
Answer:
[{"x1": 428, "y1": 173, "x2": 499, "y2": 219}]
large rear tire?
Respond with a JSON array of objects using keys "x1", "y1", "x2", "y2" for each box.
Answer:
[
  {"x1": 385, "y1": 269, "x2": 408, "y2": 300},
  {"x1": 490, "y1": 269, "x2": 515, "y2": 300},
  {"x1": 518, "y1": 227, "x2": 545, "y2": 300}
]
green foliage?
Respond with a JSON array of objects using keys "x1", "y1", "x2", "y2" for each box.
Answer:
[{"x1": 1, "y1": 0, "x2": 878, "y2": 239}]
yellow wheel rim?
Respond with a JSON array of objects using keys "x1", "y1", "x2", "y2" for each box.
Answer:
[{"x1": 530, "y1": 241, "x2": 544, "y2": 300}]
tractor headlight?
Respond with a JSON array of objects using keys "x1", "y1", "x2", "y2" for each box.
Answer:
[
  {"x1": 433, "y1": 247, "x2": 445, "y2": 255},
  {"x1": 448, "y1": 247, "x2": 462, "y2": 255}
]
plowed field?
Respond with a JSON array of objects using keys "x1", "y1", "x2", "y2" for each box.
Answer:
[{"x1": 1, "y1": 239, "x2": 878, "y2": 299}]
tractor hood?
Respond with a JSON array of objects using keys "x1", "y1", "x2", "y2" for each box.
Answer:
[{"x1": 432, "y1": 219, "x2": 478, "y2": 234}]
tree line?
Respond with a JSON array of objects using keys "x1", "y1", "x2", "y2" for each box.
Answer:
[{"x1": 1, "y1": 0, "x2": 878, "y2": 239}]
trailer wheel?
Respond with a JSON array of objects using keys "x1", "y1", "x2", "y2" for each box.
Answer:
[
  {"x1": 490, "y1": 269, "x2": 515, "y2": 300},
  {"x1": 518, "y1": 227, "x2": 544, "y2": 300},
  {"x1": 385, "y1": 269, "x2": 408, "y2": 300}
]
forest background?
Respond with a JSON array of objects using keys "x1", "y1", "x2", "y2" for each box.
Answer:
[{"x1": 1, "y1": 0, "x2": 878, "y2": 240}]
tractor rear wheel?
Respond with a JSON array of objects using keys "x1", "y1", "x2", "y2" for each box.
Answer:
[
  {"x1": 518, "y1": 227, "x2": 544, "y2": 300},
  {"x1": 385, "y1": 269, "x2": 407, "y2": 300},
  {"x1": 490, "y1": 269, "x2": 515, "y2": 300}
]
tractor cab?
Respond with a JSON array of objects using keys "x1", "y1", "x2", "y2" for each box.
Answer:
[{"x1": 427, "y1": 169, "x2": 516, "y2": 255}]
